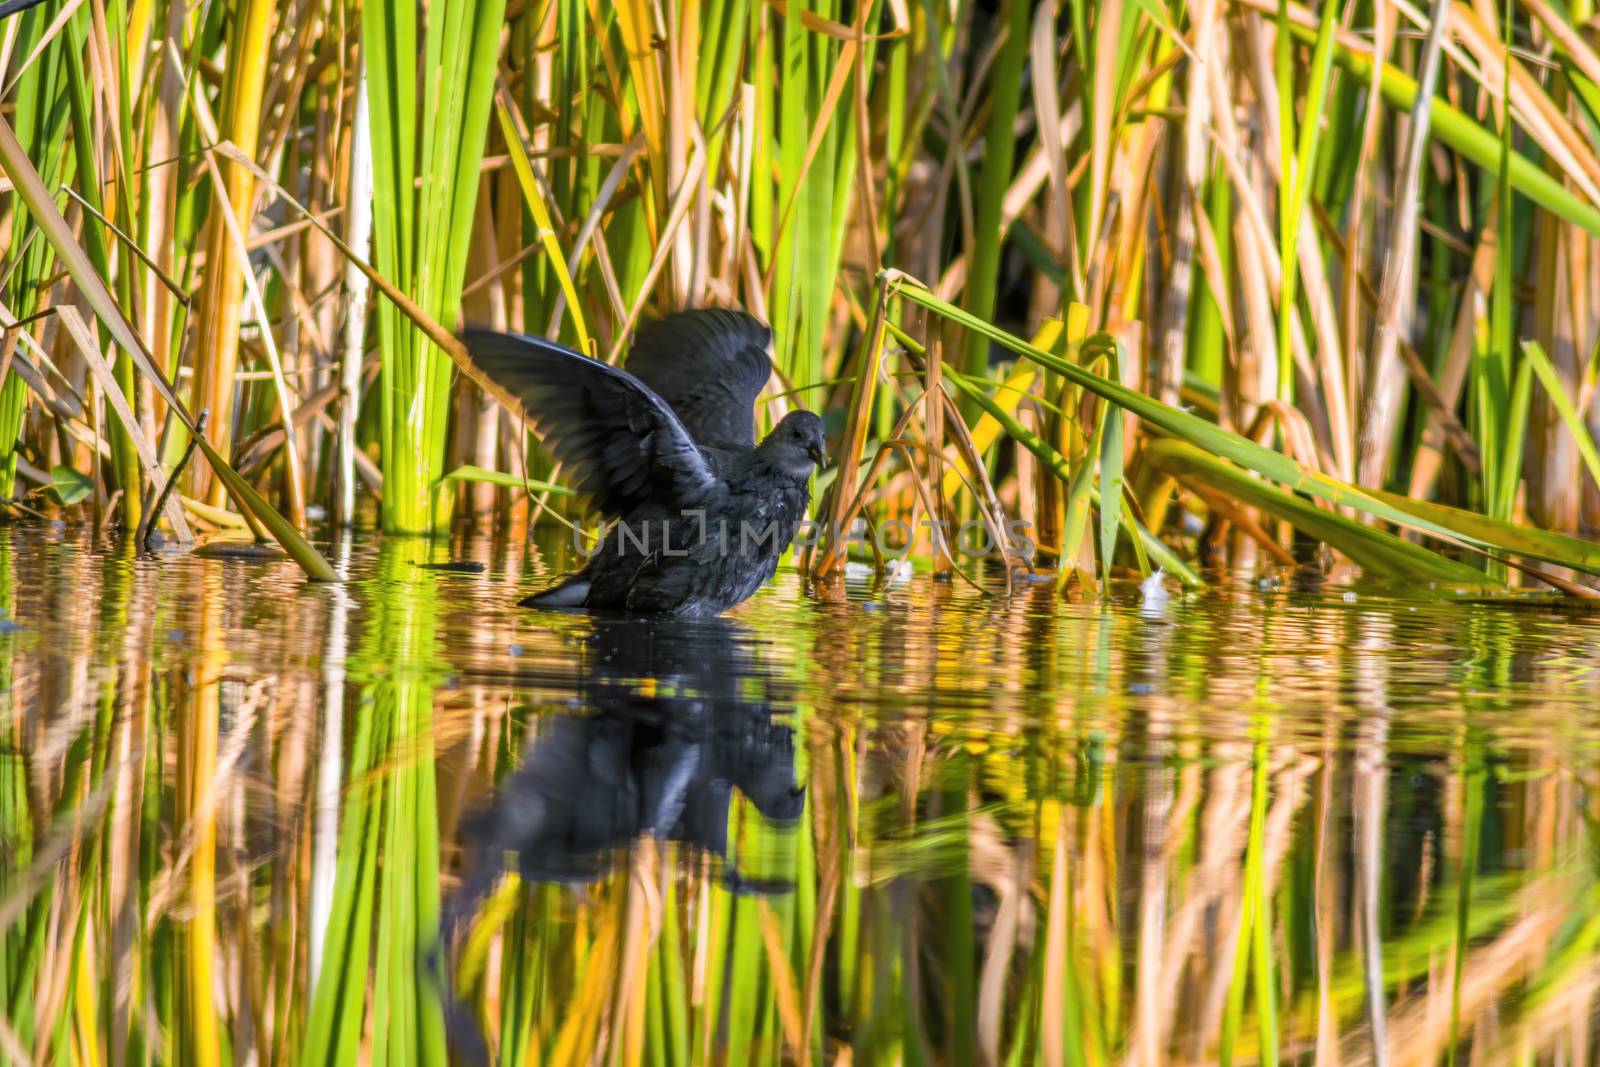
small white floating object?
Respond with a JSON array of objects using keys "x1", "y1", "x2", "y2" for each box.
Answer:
[
  {"x1": 1140, "y1": 568, "x2": 1170, "y2": 614},
  {"x1": 843, "y1": 561, "x2": 875, "y2": 582},
  {"x1": 844, "y1": 559, "x2": 914, "y2": 584}
]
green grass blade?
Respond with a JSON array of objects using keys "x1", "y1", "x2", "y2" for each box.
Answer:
[
  {"x1": 366, "y1": 0, "x2": 508, "y2": 534},
  {"x1": 439, "y1": 466, "x2": 574, "y2": 494},
  {"x1": 1277, "y1": 0, "x2": 1341, "y2": 400},
  {"x1": 1522, "y1": 340, "x2": 1600, "y2": 497},
  {"x1": 892, "y1": 278, "x2": 1600, "y2": 575},
  {"x1": 1145, "y1": 440, "x2": 1496, "y2": 585},
  {"x1": 1365, "y1": 485, "x2": 1600, "y2": 575},
  {"x1": 1094, "y1": 338, "x2": 1126, "y2": 587}
]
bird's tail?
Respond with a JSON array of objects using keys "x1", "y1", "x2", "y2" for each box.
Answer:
[{"x1": 520, "y1": 576, "x2": 591, "y2": 609}]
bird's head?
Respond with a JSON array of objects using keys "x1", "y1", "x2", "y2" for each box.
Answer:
[{"x1": 759, "y1": 410, "x2": 827, "y2": 480}]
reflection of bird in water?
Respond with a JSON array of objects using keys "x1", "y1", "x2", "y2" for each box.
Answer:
[
  {"x1": 455, "y1": 614, "x2": 806, "y2": 897},
  {"x1": 438, "y1": 615, "x2": 804, "y2": 1057},
  {"x1": 437, "y1": 615, "x2": 806, "y2": 1059}
]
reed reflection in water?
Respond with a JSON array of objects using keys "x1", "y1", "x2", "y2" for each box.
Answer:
[{"x1": 1, "y1": 522, "x2": 1599, "y2": 1065}]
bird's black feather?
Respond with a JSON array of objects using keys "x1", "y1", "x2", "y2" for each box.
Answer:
[
  {"x1": 460, "y1": 329, "x2": 720, "y2": 519},
  {"x1": 625, "y1": 309, "x2": 772, "y2": 448}
]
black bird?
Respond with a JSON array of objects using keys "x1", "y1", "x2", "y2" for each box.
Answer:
[{"x1": 462, "y1": 310, "x2": 825, "y2": 616}]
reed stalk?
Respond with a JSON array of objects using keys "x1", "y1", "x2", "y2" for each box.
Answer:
[
  {"x1": 186, "y1": 0, "x2": 274, "y2": 510},
  {"x1": 363, "y1": 0, "x2": 507, "y2": 534}
]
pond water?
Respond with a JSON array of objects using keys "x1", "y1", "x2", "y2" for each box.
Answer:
[{"x1": 2, "y1": 521, "x2": 1599, "y2": 1066}]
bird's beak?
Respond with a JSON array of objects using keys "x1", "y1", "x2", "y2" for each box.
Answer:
[{"x1": 807, "y1": 445, "x2": 826, "y2": 467}]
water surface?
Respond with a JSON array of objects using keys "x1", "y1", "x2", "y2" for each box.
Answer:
[{"x1": 2, "y1": 522, "x2": 1598, "y2": 1065}]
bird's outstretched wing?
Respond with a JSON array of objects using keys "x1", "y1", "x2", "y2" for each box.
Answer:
[
  {"x1": 624, "y1": 310, "x2": 772, "y2": 448},
  {"x1": 461, "y1": 329, "x2": 721, "y2": 517}
]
